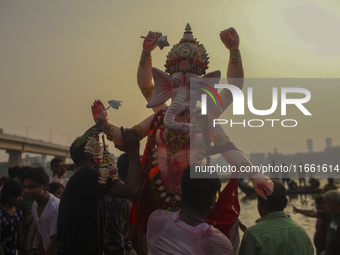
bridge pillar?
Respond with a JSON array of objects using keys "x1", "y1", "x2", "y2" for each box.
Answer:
[{"x1": 6, "y1": 150, "x2": 22, "y2": 167}]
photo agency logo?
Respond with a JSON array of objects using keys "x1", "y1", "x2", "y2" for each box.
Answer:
[
  {"x1": 198, "y1": 81, "x2": 312, "y2": 128},
  {"x1": 197, "y1": 82, "x2": 223, "y2": 115}
]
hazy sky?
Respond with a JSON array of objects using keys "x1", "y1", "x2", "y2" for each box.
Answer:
[{"x1": 1, "y1": 0, "x2": 339, "y2": 160}]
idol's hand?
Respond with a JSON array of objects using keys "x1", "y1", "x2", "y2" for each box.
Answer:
[
  {"x1": 91, "y1": 100, "x2": 108, "y2": 124},
  {"x1": 220, "y1": 27, "x2": 239, "y2": 50},
  {"x1": 251, "y1": 173, "x2": 274, "y2": 199},
  {"x1": 143, "y1": 31, "x2": 162, "y2": 52}
]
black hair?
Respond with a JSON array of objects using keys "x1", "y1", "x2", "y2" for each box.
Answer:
[
  {"x1": 8, "y1": 166, "x2": 33, "y2": 179},
  {"x1": 181, "y1": 168, "x2": 221, "y2": 210},
  {"x1": 315, "y1": 196, "x2": 324, "y2": 203},
  {"x1": 20, "y1": 166, "x2": 33, "y2": 177},
  {"x1": 0, "y1": 176, "x2": 9, "y2": 186},
  {"x1": 20, "y1": 167, "x2": 49, "y2": 186},
  {"x1": 48, "y1": 182, "x2": 64, "y2": 194},
  {"x1": 1, "y1": 179, "x2": 24, "y2": 204},
  {"x1": 70, "y1": 138, "x2": 88, "y2": 166},
  {"x1": 8, "y1": 165, "x2": 21, "y2": 179},
  {"x1": 258, "y1": 180, "x2": 288, "y2": 211},
  {"x1": 327, "y1": 178, "x2": 334, "y2": 184},
  {"x1": 117, "y1": 153, "x2": 129, "y2": 178},
  {"x1": 50, "y1": 157, "x2": 64, "y2": 168}
]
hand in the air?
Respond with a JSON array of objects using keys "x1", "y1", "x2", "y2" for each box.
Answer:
[
  {"x1": 115, "y1": 127, "x2": 140, "y2": 154},
  {"x1": 220, "y1": 27, "x2": 239, "y2": 50},
  {"x1": 143, "y1": 31, "x2": 162, "y2": 52},
  {"x1": 91, "y1": 100, "x2": 108, "y2": 124},
  {"x1": 251, "y1": 173, "x2": 274, "y2": 199},
  {"x1": 292, "y1": 205, "x2": 299, "y2": 213}
]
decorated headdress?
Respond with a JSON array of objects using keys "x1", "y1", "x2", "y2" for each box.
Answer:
[{"x1": 165, "y1": 23, "x2": 209, "y2": 76}]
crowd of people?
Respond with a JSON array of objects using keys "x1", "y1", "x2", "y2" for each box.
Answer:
[
  {"x1": 0, "y1": 127, "x2": 142, "y2": 255},
  {"x1": 293, "y1": 189, "x2": 340, "y2": 255},
  {"x1": 0, "y1": 129, "x2": 339, "y2": 254},
  {"x1": 1, "y1": 24, "x2": 339, "y2": 255}
]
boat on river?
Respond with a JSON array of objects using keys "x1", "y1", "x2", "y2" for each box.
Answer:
[{"x1": 238, "y1": 179, "x2": 322, "y2": 196}]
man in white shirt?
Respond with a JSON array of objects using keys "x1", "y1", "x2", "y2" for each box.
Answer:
[
  {"x1": 147, "y1": 168, "x2": 234, "y2": 255},
  {"x1": 49, "y1": 157, "x2": 68, "y2": 187},
  {"x1": 21, "y1": 167, "x2": 59, "y2": 255}
]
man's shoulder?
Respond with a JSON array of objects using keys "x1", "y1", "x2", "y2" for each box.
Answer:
[
  {"x1": 32, "y1": 200, "x2": 38, "y2": 209},
  {"x1": 43, "y1": 194, "x2": 60, "y2": 215},
  {"x1": 76, "y1": 166, "x2": 98, "y2": 174},
  {"x1": 150, "y1": 209, "x2": 174, "y2": 221},
  {"x1": 60, "y1": 178, "x2": 68, "y2": 186},
  {"x1": 205, "y1": 226, "x2": 233, "y2": 254},
  {"x1": 67, "y1": 166, "x2": 98, "y2": 184},
  {"x1": 243, "y1": 213, "x2": 283, "y2": 235},
  {"x1": 49, "y1": 194, "x2": 60, "y2": 205},
  {"x1": 148, "y1": 210, "x2": 178, "y2": 231},
  {"x1": 246, "y1": 212, "x2": 310, "y2": 239},
  {"x1": 72, "y1": 166, "x2": 97, "y2": 177},
  {"x1": 245, "y1": 220, "x2": 264, "y2": 234},
  {"x1": 208, "y1": 225, "x2": 231, "y2": 242},
  {"x1": 49, "y1": 175, "x2": 58, "y2": 183}
]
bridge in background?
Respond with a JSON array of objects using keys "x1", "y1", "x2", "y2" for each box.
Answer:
[{"x1": 0, "y1": 132, "x2": 70, "y2": 166}]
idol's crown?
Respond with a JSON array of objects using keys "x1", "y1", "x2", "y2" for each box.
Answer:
[{"x1": 165, "y1": 23, "x2": 209, "y2": 76}]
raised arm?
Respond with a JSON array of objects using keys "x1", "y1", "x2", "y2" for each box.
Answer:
[
  {"x1": 210, "y1": 121, "x2": 273, "y2": 199},
  {"x1": 292, "y1": 205, "x2": 318, "y2": 217},
  {"x1": 219, "y1": 27, "x2": 244, "y2": 112},
  {"x1": 91, "y1": 100, "x2": 155, "y2": 145},
  {"x1": 137, "y1": 31, "x2": 167, "y2": 112},
  {"x1": 107, "y1": 128, "x2": 142, "y2": 199}
]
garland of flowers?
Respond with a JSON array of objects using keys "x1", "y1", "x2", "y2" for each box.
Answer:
[
  {"x1": 98, "y1": 135, "x2": 118, "y2": 187},
  {"x1": 84, "y1": 128, "x2": 118, "y2": 188},
  {"x1": 148, "y1": 169, "x2": 182, "y2": 211},
  {"x1": 145, "y1": 110, "x2": 182, "y2": 210},
  {"x1": 84, "y1": 127, "x2": 102, "y2": 163},
  {"x1": 144, "y1": 109, "x2": 212, "y2": 211}
]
